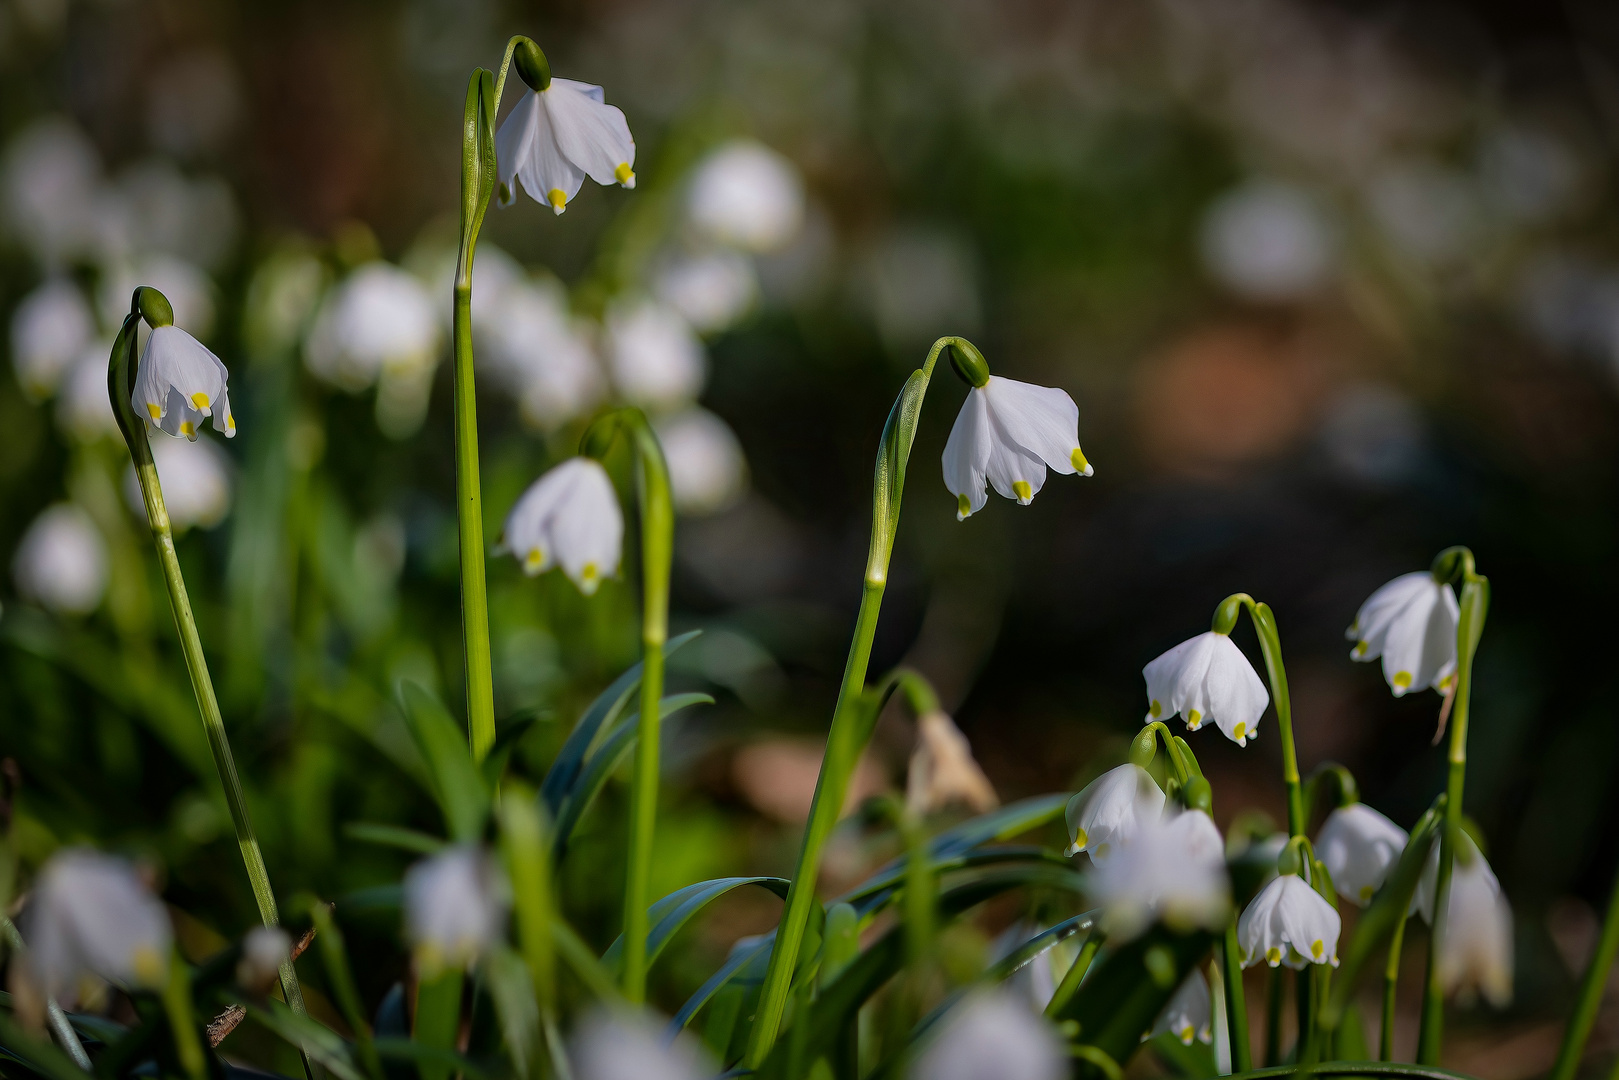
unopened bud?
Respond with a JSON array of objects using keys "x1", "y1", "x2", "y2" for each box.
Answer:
[
  {"x1": 1183, "y1": 776, "x2": 1212, "y2": 814},
  {"x1": 134, "y1": 287, "x2": 173, "y2": 328},
  {"x1": 513, "y1": 38, "x2": 551, "y2": 92},
  {"x1": 946, "y1": 339, "x2": 990, "y2": 388},
  {"x1": 1129, "y1": 727, "x2": 1157, "y2": 768},
  {"x1": 1277, "y1": 841, "x2": 1303, "y2": 878},
  {"x1": 1210, "y1": 594, "x2": 1244, "y2": 636}
]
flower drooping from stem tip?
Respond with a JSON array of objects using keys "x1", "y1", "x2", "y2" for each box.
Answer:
[
  {"x1": 496, "y1": 46, "x2": 635, "y2": 215},
  {"x1": 501, "y1": 457, "x2": 624, "y2": 595},
  {"x1": 1143, "y1": 631, "x2": 1268, "y2": 747}
]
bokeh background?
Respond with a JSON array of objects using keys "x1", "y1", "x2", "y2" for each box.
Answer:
[{"x1": 3, "y1": 0, "x2": 1619, "y2": 1074}]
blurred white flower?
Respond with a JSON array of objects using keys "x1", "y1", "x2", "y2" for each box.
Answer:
[
  {"x1": 99, "y1": 254, "x2": 217, "y2": 341},
  {"x1": 1199, "y1": 179, "x2": 1335, "y2": 301},
  {"x1": 12, "y1": 504, "x2": 107, "y2": 615},
  {"x1": 569, "y1": 1008, "x2": 713, "y2": 1080},
  {"x1": 125, "y1": 434, "x2": 232, "y2": 531},
  {"x1": 135, "y1": 324, "x2": 235, "y2": 440},
  {"x1": 403, "y1": 846, "x2": 507, "y2": 975},
  {"x1": 1478, "y1": 125, "x2": 1581, "y2": 225},
  {"x1": 1088, "y1": 811, "x2": 1230, "y2": 941},
  {"x1": 605, "y1": 300, "x2": 705, "y2": 409},
  {"x1": 1, "y1": 118, "x2": 101, "y2": 267},
  {"x1": 1367, "y1": 161, "x2": 1481, "y2": 267},
  {"x1": 910, "y1": 990, "x2": 1064, "y2": 1080},
  {"x1": 244, "y1": 250, "x2": 327, "y2": 355},
  {"x1": 867, "y1": 228, "x2": 980, "y2": 349},
  {"x1": 1316, "y1": 803, "x2": 1408, "y2": 905},
  {"x1": 654, "y1": 251, "x2": 758, "y2": 333},
  {"x1": 687, "y1": 140, "x2": 805, "y2": 253},
  {"x1": 58, "y1": 343, "x2": 121, "y2": 442},
  {"x1": 10, "y1": 277, "x2": 94, "y2": 400},
  {"x1": 1412, "y1": 834, "x2": 1512, "y2": 1007},
  {"x1": 483, "y1": 280, "x2": 604, "y2": 430},
  {"x1": 236, "y1": 926, "x2": 290, "y2": 993},
  {"x1": 1238, "y1": 873, "x2": 1340, "y2": 969},
  {"x1": 943, "y1": 376, "x2": 1091, "y2": 520},
  {"x1": 419, "y1": 241, "x2": 523, "y2": 334},
  {"x1": 1347, "y1": 571, "x2": 1458, "y2": 697},
  {"x1": 654, "y1": 408, "x2": 747, "y2": 515},
  {"x1": 502, "y1": 458, "x2": 623, "y2": 595},
  {"x1": 305, "y1": 262, "x2": 439, "y2": 391},
  {"x1": 1143, "y1": 631, "x2": 1268, "y2": 746},
  {"x1": 496, "y1": 80, "x2": 635, "y2": 214},
  {"x1": 1153, "y1": 970, "x2": 1212, "y2": 1046},
  {"x1": 906, "y1": 710, "x2": 998, "y2": 816},
  {"x1": 1064, "y1": 764, "x2": 1165, "y2": 863},
  {"x1": 98, "y1": 160, "x2": 239, "y2": 271},
  {"x1": 21, "y1": 850, "x2": 171, "y2": 1003}
]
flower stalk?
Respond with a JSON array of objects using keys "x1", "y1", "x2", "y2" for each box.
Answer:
[
  {"x1": 1550, "y1": 861, "x2": 1619, "y2": 1080},
  {"x1": 1213, "y1": 593, "x2": 1303, "y2": 836}
]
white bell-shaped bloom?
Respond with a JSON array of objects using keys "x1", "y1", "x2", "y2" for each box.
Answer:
[
  {"x1": 1347, "y1": 571, "x2": 1459, "y2": 697},
  {"x1": 687, "y1": 141, "x2": 805, "y2": 253},
  {"x1": 502, "y1": 458, "x2": 623, "y2": 595},
  {"x1": 911, "y1": 990, "x2": 1065, "y2": 1080},
  {"x1": 1418, "y1": 837, "x2": 1513, "y2": 1007},
  {"x1": 1152, "y1": 970, "x2": 1213, "y2": 1046},
  {"x1": 482, "y1": 280, "x2": 604, "y2": 430},
  {"x1": 403, "y1": 846, "x2": 508, "y2": 974},
  {"x1": 58, "y1": 343, "x2": 121, "y2": 442},
  {"x1": 125, "y1": 434, "x2": 232, "y2": 531},
  {"x1": 134, "y1": 323, "x2": 236, "y2": 440},
  {"x1": 906, "y1": 711, "x2": 999, "y2": 816},
  {"x1": 1088, "y1": 811, "x2": 1230, "y2": 941},
  {"x1": 654, "y1": 408, "x2": 747, "y2": 515},
  {"x1": 653, "y1": 251, "x2": 759, "y2": 333},
  {"x1": 1143, "y1": 631, "x2": 1268, "y2": 747},
  {"x1": 21, "y1": 850, "x2": 171, "y2": 1003},
  {"x1": 1316, "y1": 803, "x2": 1408, "y2": 905},
  {"x1": 605, "y1": 300, "x2": 706, "y2": 409},
  {"x1": 569, "y1": 1008, "x2": 713, "y2": 1080},
  {"x1": 12, "y1": 504, "x2": 107, "y2": 615},
  {"x1": 1064, "y1": 764, "x2": 1165, "y2": 863},
  {"x1": 10, "y1": 277, "x2": 94, "y2": 400},
  {"x1": 1238, "y1": 873, "x2": 1340, "y2": 969},
  {"x1": 305, "y1": 262, "x2": 438, "y2": 391},
  {"x1": 942, "y1": 376, "x2": 1091, "y2": 520},
  {"x1": 496, "y1": 80, "x2": 635, "y2": 215}
]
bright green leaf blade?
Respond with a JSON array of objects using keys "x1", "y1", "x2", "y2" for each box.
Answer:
[
  {"x1": 670, "y1": 935, "x2": 773, "y2": 1034},
  {"x1": 1050, "y1": 926, "x2": 1217, "y2": 1068},
  {"x1": 398, "y1": 681, "x2": 490, "y2": 843},
  {"x1": 483, "y1": 946, "x2": 539, "y2": 1080},
  {"x1": 602, "y1": 877, "x2": 790, "y2": 976},
  {"x1": 343, "y1": 822, "x2": 448, "y2": 854}
]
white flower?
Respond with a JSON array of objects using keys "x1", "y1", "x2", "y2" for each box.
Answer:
[
  {"x1": 911, "y1": 990, "x2": 1064, "y2": 1080},
  {"x1": 10, "y1": 277, "x2": 94, "y2": 399},
  {"x1": 403, "y1": 847, "x2": 507, "y2": 974},
  {"x1": 21, "y1": 850, "x2": 171, "y2": 1003},
  {"x1": 58, "y1": 343, "x2": 121, "y2": 442},
  {"x1": 305, "y1": 262, "x2": 439, "y2": 391},
  {"x1": 134, "y1": 323, "x2": 236, "y2": 440},
  {"x1": 236, "y1": 926, "x2": 290, "y2": 993},
  {"x1": 653, "y1": 251, "x2": 758, "y2": 333},
  {"x1": 495, "y1": 80, "x2": 635, "y2": 215},
  {"x1": 482, "y1": 280, "x2": 604, "y2": 430},
  {"x1": 502, "y1": 458, "x2": 623, "y2": 595},
  {"x1": 125, "y1": 434, "x2": 232, "y2": 531},
  {"x1": 418, "y1": 240, "x2": 522, "y2": 334},
  {"x1": 12, "y1": 504, "x2": 107, "y2": 615},
  {"x1": 1316, "y1": 803, "x2": 1408, "y2": 905},
  {"x1": 569, "y1": 1008, "x2": 713, "y2": 1080},
  {"x1": 1153, "y1": 970, "x2": 1212, "y2": 1046},
  {"x1": 605, "y1": 300, "x2": 706, "y2": 408},
  {"x1": 1, "y1": 118, "x2": 102, "y2": 267},
  {"x1": 941, "y1": 376, "x2": 1091, "y2": 520},
  {"x1": 654, "y1": 408, "x2": 747, "y2": 516},
  {"x1": 1347, "y1": 571, "x2": 1459, "y2": 697},
  {"x1": 687, "y1": 140, "x2": 805, "y2": 253},
  {"x1": 906, "y1": 711, "x2": 999, "y2": 816},
  {"x1": 1410, "y1": 831, "x2": 1513, "y2": 1004},
  {"x1": 1238, "y1": 873, "x2": 1340, "y2": 969},
  {"x1": 1142, "y1": 631, "x2": 1268, "y2": 747},
  {"x1": 1088, "y1": 811, "x2": 1230, "y2": 941},
  {"x1": 1064, "y1": 764, "x2": 1166, "y2": 863},
  {"x1": 1199, "y1": 180, "x2": 1336, "y2": 302}
]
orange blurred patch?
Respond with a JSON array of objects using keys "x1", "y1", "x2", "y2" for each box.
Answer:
[{"x1": 731, "y1": 738, "x2": 891, "y2": 824}]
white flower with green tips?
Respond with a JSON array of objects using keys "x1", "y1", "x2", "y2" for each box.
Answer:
[
  {"x1": 496, "y1": 77, "x2": 635, "y2": 216},
  {"x1": 502, "y1": 458, "x2": 623, "y2": 595},
  {"x1": 1142, "y1": 631, "x2": 1268, "y2": 747},
  {"x1": 1316, "y1": 803, "x2": 1408, "y2": 906},
  {"x1": 1152, "y1": 970, "x2": 1212, "y2": 1046},
  {"x1": 1087, "y1": 810, "x2": 1230, "y2": 941},
  {"x1": 1347, "y1": 571, "x2": 1458, "y2": 696},
  {"x1": 942, "y1": 376, "x2": 1091, "y2": 520},
  {"x1": 1238, "y1": 873, "x2": 1340, "y2": 969},
  {"x1": 1064, "y1": 764, "x2": 1165, "y2": 863},
  {"x1": 133, "y1": 323, "x2": 235, "y2": 440},
  {"x1": 403, "y1": 847, "x2": 507, "y2": 975}
]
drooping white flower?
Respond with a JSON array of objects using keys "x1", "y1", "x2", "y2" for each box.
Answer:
[
  {"x1": 125, "y1": 434, "x2": 232, "y2": 531},
  {"x1": 403, "y1": 846, "x2": 508, "y2": 974},
  {"x1": 605, "y1": 300, "x2": 706, "y2": 409},
  {"x1": 911, "y1": 990, "x2": 1065, "y2": 1080},
  {"x1": 58, "y1": 343, "x2": 121, "y2": 441},
  {"x1": 906, "y1": 710, "x2": 999, "y2": 816},
  {"x1": 133, "y1": 323, "x2": 236, "y2": 440},
  {"x1": 496, "y1": 79, "x2": 635, "y2": 215},
  {"x1": 1238, "y1": 873, "x2": 1340, "y2": 969},
  {"x1": 654, "y1": 408, "x2": 747, "y2": 515},
  {"x1": 569, "y1": 1008, "x2": 713, "y2": 1080},
  {"x1": 1088, "y1": 811, "x2": 1230, "y2": 941},
  {"x1": 1316, "y1": 803, "x2": 1408, "y2": 905},
  {"x1": 1347, "y1": 571, "x2": 1459, "y2": 697},
  {"x1": 12, "y1": 504, "x2": 107, "y2": 615},
  {"x1": 10, "y1": 277, "x2": 94, "y2": 400},
  {"x1": 1142, "y1": 631, "x2": 1268, "y2": 747},
  {"x1": 1152, "y1": 970, "x2": 1213, "y2": 1046},
  {"x1": 304, "y1": 262, "x2": 439, "y2": 392},
  {"x1": 1410, "y1": 830, "x2": 1513, "y2": 1004},
  {"x1": 236, "y1": 926, "x2": 291, "y2": 993},
  {"x1": 1064, "y1": 764, "x2": 1166, "y2": 863},
  {"x1": 687, "y1": 140, "x2": 805, "y2": 254},
  {"x1": 942, "y1": 376, "x2": 1091, "y2": 520},
  {"x1": 653, "y1": 251, "x2": 758, "y2": 333},
  {"x1": 501, "y1": 458, "x2": 623, "y2": 595},
  {"x1": 21, "y1": 850, "x2": 172, "y2": 1004},
  {"x1": 482, "y1": 280, "x2": 603, "y2": 430}
]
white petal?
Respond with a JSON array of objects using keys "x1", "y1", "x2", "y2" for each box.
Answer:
[
  {"x1": 1347, "y1": 572, "x2": 1433, "y2": 656},
  {"x1": 982, "y1": 376, "x2": 1087, "y2": 476},
  {"x1": 1204, "y1": 635, "x2": 1269, "y2": 746},
  {"x1": 549, "y1": 461, "x2": 623, "y2": 594},
  {"x1": 1316, "y1": 804, "x2": 1408, "y2": 905},
  {"x1": 942, "y1": 388, "x2": 993, "y2": 519},
  {"x1": 982, "y1": 424, "x2": 1047, "y2": 504},
  {"x1": 1142, "y1": 632, "x2": 1218, "y2": 728},
  {"x1": 498, "y1": 90, "x2": 585, "y2": 213},
  {"x1": 1378, "y1": 582, "x2": 1458, "y2": 696},
  {"x1": 542, "y1": 79, "x2": 635, "y2": 189}
]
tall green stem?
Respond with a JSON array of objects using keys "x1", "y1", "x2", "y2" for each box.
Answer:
[
  {"x1": 745, "y1": 336, "x2": 964, "y2": 1066},
  {"x1": 1417, "y1": 551, "x2": 1488, "y2": 1065},
  {"x1": 107, "y1": 311, "x2": 308, "y2": 1020},
  {"x1": 1550, "y1": 861, "x2": 1619, "y2": 1080},
  {"x1": 1381, "y1": 910, "x2": 1407, "y2": 1060},
  {"x1": 1215, "y1": 595, "x2": 1303, "y2": 835},
  {"x1": 1223, "y1": 921, "x2": 1252, "y2": 1072}
]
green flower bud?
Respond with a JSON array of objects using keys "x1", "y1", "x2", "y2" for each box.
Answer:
[
  {"x1": 946, "y1": 339, "x2": 990, "y2": 388},
  {"x1": 1129, "y1": 726, "x2": 1157, "y2": 768},
  {"x1": 1143, "y1": 944, "x2": 1177, "y2": 989},
  {"x1": 1210, "y1": 594, "x2": 1244, "y2": 636},
  {"x1": 1183, "y1": 776, "x2": 1212, "y2": 814},
  {"x1": 513, "y1": 38, "x2": 551, "y2": 92},
  {"x1": 1277, "y1": 840, "x2": 1304, "y2": 877},
  {"x1": 134, "y1": 287, "x2": 174, "y2": 328}
]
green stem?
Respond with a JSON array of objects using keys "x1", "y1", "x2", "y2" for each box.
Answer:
[
  {"x1": 1381, "y1": 912, "x2": 1407, "y2": 1061},
  {"x1": 161, "y1": 954, "x2": 206, "y2": 1080},
  {"x1": 745, "y1": 336, "x2": 964, "y2": 1067},
  {"x1": 1549, "y1": 863, "x2": 1619, "y2": 1080},
  {"x1": 1265, "y1": 967, "x2": 1285, "y2": 1067},
  {"x1": 413, "y1": 969, "x2": 463, "y2": 1080},
  {"x1": 1216, "y1": 596, "x2": 1303, "y2": 835},
  {"x1": 106, "y1": 314, "x2": 308, "y2": 1020},
  {"x1": 1224, "y1": 920, "x2": 1252, "y2": 1072},
  {"x1": 1416, "y1": 556, "x2": 1488, "y2": 1066},
  {"x1": 1046, "y1": 932, "x2": 1104, "y2": 1018}
]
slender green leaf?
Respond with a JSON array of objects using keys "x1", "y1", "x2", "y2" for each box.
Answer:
[
  {"x1": 245, "y1": 999, "x2": 367, "y2": 1080},
  {"x1": 669, "y1": 934, "x2": 773, "y2": 1035},
  {"x1": 480, "y1": 711, "x2": 546, "y2": 790},
  {"x1": 1051, "y1": 926, "x2": 1217, "y2": 1068},
  {"x1": 603, "y1": 877, "x2": 790, "y2": 975},
  {"x1": 482, "y1": 946, "x2": 539, "y2": 1080},
  {"x1": 397, "y1": 681, "x2": 490, "y2": 843},
  {"x1": 0, "y1": 1011, "x2": 91, "y2": 1080},
  {"x1": 837, "y1": 846, "x2": 1071, "y2": 908},
  {"x1": 344, "y1": 823, "x2": 448, "y2": 854}
]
